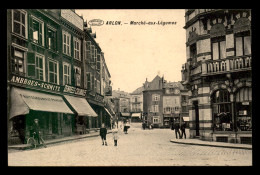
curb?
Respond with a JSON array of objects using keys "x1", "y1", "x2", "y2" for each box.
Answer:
[
  {"x1": 9, "y1": 131, "x2": 112, "y2": 150},
  {"x1": 170, "y1": 140, "x2": 252, "y2": 150}
]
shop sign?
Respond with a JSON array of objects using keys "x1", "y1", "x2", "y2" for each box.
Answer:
[
  {"x1": 242, "y1": 102, "x2": 249, "y2": 105},
  {"x1": 95, "y1": 93, "x2": 104, "y2": 102},
  {"x1": 63, "y1": 84, "x2": 87, "y2": 97},
  {"x1": 9, "y1": 75, "x2": 61, "y2": 92}
]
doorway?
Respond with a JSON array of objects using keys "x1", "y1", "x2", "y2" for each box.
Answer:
[{"x1": 193, "y1": 101, "x2": 199, "y2": 136}]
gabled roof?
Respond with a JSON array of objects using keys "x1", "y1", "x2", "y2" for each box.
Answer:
[
  {"x1": 144, "y1": 75, "x2": 162, "y2": 91},
  {"x1": 130, "y1": 86, "x2": 144, "y2": 95},
  {"x1": 163, "y1": 81, "x2": 185, "y2": 90}
]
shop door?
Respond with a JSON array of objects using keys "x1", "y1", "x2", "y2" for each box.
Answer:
[
  {"x1": 52, "y1": 113, "x2": 58, "y2": 134},
  {"x1": 194, "y1": 101, "x2": 200, "y2": 136}
]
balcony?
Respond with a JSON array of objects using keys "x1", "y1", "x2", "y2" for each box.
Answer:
[{"x1": 201, "y1": 56, "x2": 251, "y2": 76}]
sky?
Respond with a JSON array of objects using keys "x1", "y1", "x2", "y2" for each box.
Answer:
[{"x1": 76, "y1": 9, "x2": 186, "y2": 93}]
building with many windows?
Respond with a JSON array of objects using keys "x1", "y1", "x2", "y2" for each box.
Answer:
[
  {"x1": 130, "y1": 86, "x2": 143, "y2": 122},
  {"x1": 181, "y1": 9, "x2": 252, "y2": 143},
  {"x1": 7, "y1": 9, "x2": 112, "y2": 145},
  {"x1": 112, "y1": 89, "x2": 131, "y2": 121},
  {"x1": 142, "y1": 76, "x2": 189, "y2": 128}
]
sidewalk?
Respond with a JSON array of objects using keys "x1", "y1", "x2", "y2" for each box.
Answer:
[
  {"x1": 8, "y1": 130, "x2": 112, "y2": 150},
  {"x1": 170, "y1": 138, "x2": 252, "y2": 150}
]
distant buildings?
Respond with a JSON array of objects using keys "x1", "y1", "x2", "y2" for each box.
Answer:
[
  {"x1": 181, "y1": 9, "x2": 251, "y2": 143},
  {"x1": 112, "y1": 89, "x2": 131, "y2": 121},
  {"x1": 130, "y1": 86, "x2": 144, "y2": 122},
  {"x1": 142, "y1": 76, "x2": 188, "y2": 128}
]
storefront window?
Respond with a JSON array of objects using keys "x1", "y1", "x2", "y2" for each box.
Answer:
[
  {"x1": 212, "y1": 89, "x2": 232, "y2": 131},
  {"x1": 235, "y1": 87, "x2": 252, "y2": 131}
]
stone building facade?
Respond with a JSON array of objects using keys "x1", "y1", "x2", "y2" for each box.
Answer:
[{"x1": 181, "y1": 9, "x2": 252, "y2": 144}]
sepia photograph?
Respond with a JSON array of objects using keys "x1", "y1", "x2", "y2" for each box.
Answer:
[{"x1": 7, "y1": 9, "x2": 252, "y2": 166}]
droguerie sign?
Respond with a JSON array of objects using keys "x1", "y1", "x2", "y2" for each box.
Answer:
[
  {"x1": 63, "y1": 85, "x2": 87, "y2": 97},
  {"x1": 10, "y1": 75, "x2": 61, "y2": 92}
]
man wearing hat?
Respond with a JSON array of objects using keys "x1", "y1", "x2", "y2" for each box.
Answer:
[{"x1": 32, "y1": 118, "x2": 46, "y2": 147}]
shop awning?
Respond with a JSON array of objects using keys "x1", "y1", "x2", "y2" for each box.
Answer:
[
  {"x1": 131, "y1": 113, "x2": 141, "y2": 118},
  {"x1": 121, "y1": 112, "x2": 130, "y2": 117},
  {"x1": 9, "y1": 87, "x2": 74, "y2": 120},
  {"x1": 104, "y1": 107, "x2": 113, "y2": 118},
  {"x1": 183, "y1": 117, "x2": 190, "y2": 121},
  {"x1": 64, "y1": 95, "x2": 98, "y2": 117}
]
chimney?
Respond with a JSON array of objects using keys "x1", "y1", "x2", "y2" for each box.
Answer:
[{"x1": 118, "y1": 88, "x2": 120, "y2": 91}]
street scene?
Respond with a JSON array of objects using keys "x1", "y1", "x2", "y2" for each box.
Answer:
[
  {"x1": 7, "y1": 9, "x2": 252, "y2": 166},
  {"x1": 8, "y1": 123, "x2": 252, "y2": 166}
]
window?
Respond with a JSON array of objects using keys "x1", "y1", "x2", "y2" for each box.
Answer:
[
  {"x1": 212, "y1": 37, "x2": 226, "y2": 60},
  {"x1": 91, "y1": 45, "x2": 95, "y2": 63},
  {"x1": 27, "y1": 53, "x2": 45, "y2": 81},
  {"x1": 97, "y1": 53, "x2": 101, "y2": 71},
  {"x1": 190, "y1": 43, "x2": 197, "y2": 60},
  {"x1": 63, "y1": 31, "x2": 71, "y2": 56},
  {"x1": 182, "y1": 106, "x2": 188, "y2": 113},
  {"x1": 86, "y1": 72, "x2": 91, "y2": 90},
  {"x1": 74, "y1": 66, "x2": 81, "y2": 87},
  {"x1": 48, "y1": 59, "x2": 59, "y2": 84},
  {"x1": 12, "y1": 9, "x2": 27, "y2": 38},
  {"x1": 86, "y1": 41, "x2": 91, "y2": 62},
  {"x1": 63, "y1": 62, "x2": 71, "y2": 85},
  {"x1": 235, "y1": 31, "x2": 251, "y2": 56},
  {"x1": 94, "y1": 78, "x2": 97, "y2": 93},
  {"x1": 152, "y1": 94, "x2": 160, "y2": 101},
  {"x1": 74, "y1": 37, "x2": 81, "y2": 60},
  {"x1": 30, "y1": 17, "x2": 44, "y2": 46},
  {"x1": 91, "y1": 75, "x2": 94, "y2": 91},
  {"x1": 96, "y1": 80, "x2": 100, "y2": 94},
  {"x1": 175, "y1": 106, "x2": 179, "y2": 111},
  {"x1": 152, "y1": 105, "x2": 159, "y2": 113},
  {"x1": 94, "y1": 49, "x2": 97, "y2": 63},
  {"x1": 235, "y1": 87, "x2": 252, "y2": 131},
  {"x1": 47, "y1": 27, "x2": 56, "y2": 50},
  {"x1": 11, "y1": 47, "x2": 26, "y2": 76},
  {"x1": 212, "y1": 90, "x2": 232, "y2": 131},
  {"x1": 182, "y1": 96, "x2": 187, "y2": 103},
  {"x1": 153, "y1": 116, "x2": 160, "y2": 123}
]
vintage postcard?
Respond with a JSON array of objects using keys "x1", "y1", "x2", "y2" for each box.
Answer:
[{"x1": 7, "y1": 9, "x2": 252, "y2": 166}]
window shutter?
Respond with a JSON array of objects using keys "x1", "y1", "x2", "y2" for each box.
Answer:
[
  {"x1": 29, "y1": 15, "x2": 33, "y2": 41},
  {"x1": 27, "y1": 52, "x2": 36, "y2": 77}
]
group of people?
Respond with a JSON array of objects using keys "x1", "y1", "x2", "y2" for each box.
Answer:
[
  {"x1": 171, "y1": 120, "x2": 186, "y2": 139},
  {"x1": 100, "y1": 122, "x2": 121, "y2": 147}
]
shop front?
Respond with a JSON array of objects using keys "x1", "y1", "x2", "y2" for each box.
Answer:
[
  {"x1": 63, "y1": 95, "x2": 98, "y2": 135},
  {"x1": 131, "y1": 113, "x2": 141, "y2": 123},
  {"x1": 120, "y1": 112, "x2": 131, "y2": 123},
  {"x1": 9, "y1": 87, "x2": 74, "y2": 145},
  {"x1": 211, "y1": 86, "x2": 252, "y2": 144}
]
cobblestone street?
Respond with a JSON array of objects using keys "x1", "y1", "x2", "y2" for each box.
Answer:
[{"x1": 8, "y1": 123, "x2": 252, "y2": 166}]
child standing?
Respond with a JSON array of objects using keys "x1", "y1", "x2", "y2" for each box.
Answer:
[{"x1": 112, "y1": 126, "x2": 119, "y2": 146}]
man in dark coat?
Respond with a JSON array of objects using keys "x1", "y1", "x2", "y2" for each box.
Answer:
[
  {"x1": 100, "y1": 123, "x2": 108, "y2": 146},
  {"x1": 174, "y1": 120, "x2": 181, "y2": 139},
  {"x1": 180, "y1": 122, "x2": 186, "y2": 139}
]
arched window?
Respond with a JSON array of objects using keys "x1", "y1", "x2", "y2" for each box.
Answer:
[
  {"x1": 211, "y1": 89, "x2": 232, "y2": 131},
  {"x1": 235, "y1": 87, "x2": 252, "y2": 131}
]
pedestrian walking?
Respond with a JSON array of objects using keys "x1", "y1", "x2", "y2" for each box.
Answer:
[
  {"x1": 142, "y1": 122, "x2": 146, "y2": 130},
  {"x1": 123, "y1": 122, "x2": 128, "y2": 134},
  {"x1": 100, "y1": 123, "x2": 108, "y2": 146},
  {"x1": 31, "y1": 118, "x2": 47, "y2": 147},
  {"x1": 180, "y1": 121, "x2": 186, "y2": 139},
  {"x1": 174, "y1": 119, "x2": 181, "y2": 139},
  {"x1": 112, "y1": 126, "x2": 119, "y2": 146}
]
